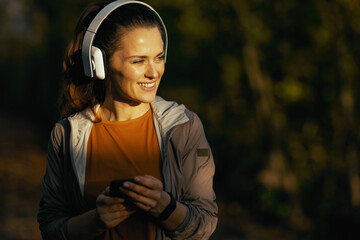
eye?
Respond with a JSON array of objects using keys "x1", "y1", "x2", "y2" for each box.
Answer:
[
  {"x1": 156, "y1": 55, "x2": 165, "y2": 62},
  {"x1": 132, "y1": 59, "x2": 144, "y2": 64}
]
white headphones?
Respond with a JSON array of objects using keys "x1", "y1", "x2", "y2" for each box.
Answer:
[{"x1": 81, "y1": 0, "x2": 168, "y2": 79}]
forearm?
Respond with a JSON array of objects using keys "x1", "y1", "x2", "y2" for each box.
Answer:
[
  {"x1": 158, "y1": 192, "x2": 187, "y2": 231},
  {"x1": 67, "y1": 209, "x2": 105, "y2": 240}
]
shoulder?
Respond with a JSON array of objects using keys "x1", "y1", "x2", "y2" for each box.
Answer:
[
  {"x1": 48, "y1": 119, "x2": 70, "y2": 149},
  {"x1": 152, "y1": 96, "x2": 204, "y2": 127},
  {"x1": 51, "y1": 119, "x2": 70, "y2": 140},
  {"x1": 151, "y1": 96, "x2": 190, "y2": 130},
  {"x1": 151, "y1": 96, "x2": 187, "y2": 117},
  {"x1": 66, "y1": 106, "x2": 98, "y2": 137},
  {"x1": 178, "y1": 111, "x2": 205, "y2": 143},
  {"x1": 185, "y1": 110, "x2": 203, "y2": 129},
  {"x1": 154, "y1": 97, "x2": 205, "y2": 136}
]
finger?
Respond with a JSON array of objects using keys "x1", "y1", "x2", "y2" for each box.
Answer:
[
  {"x1": 108, "y1": 196, "x2": 125, "y2": 204},
  {"x1": 104, "y1": 186, "x2": 110, "y2": 195},
  {"x1": 97, "y1": 194, "x2": 125, "y2": 205},
  {"x1": 98, "y1": 186, "x2": 125, "y2": 202},
  {"x1": 106, "y1": 208, "x2": 134, "y2": 220},
  {"x1": 133, "y1": 201, "x2": 153, "y2": 212},
  {"x1": 107, "y1": 203, "x2": 129, "y2": 213},
  {"x1": 121, "y1": 182, "x2": 159, "y2": 200},
  {"x1": 97, "y1": 202, "x2": 135, "y2": 222},
  {"x1": 120, "y1": 186, "x2": 158, "y2": 208},
  {"x1": 133, "y1": 175, "x2": 163, "y2": 190},
  {"x1": 100, "y1": 209, "x2": 136, "y2": 228},
  {"x1": 123, "y1": 179, "x2": 161, "y2": 197}
]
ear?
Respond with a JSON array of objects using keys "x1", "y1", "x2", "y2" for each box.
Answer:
[{"x1": 91, "y1": 46, "x2": 106, "y2": 80}]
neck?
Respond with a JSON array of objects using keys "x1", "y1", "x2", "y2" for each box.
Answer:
[{"x1": 99, "y1": 98, "x2": 150, "y2": 121}]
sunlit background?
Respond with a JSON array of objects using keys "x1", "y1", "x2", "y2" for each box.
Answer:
[{"x1": 1, "y1": 0, "x2": 360, "y2": 239}]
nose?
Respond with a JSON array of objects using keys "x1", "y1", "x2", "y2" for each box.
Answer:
[{"x1": 145, "y1": 62, "x2": 159, "y2": 79}]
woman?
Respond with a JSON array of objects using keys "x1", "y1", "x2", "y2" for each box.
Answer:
[{"x1": 37, "y1": 1, "x2": 217, "y2": 239}]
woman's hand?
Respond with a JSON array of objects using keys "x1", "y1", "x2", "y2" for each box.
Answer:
[
  {"x1": 120, "y1": 175, "x2": 171, "y2": 217},
  {"x1": 95, "y1": 187, "x2": 136, "y2": 229}
]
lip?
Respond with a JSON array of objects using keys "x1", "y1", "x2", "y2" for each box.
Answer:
[{"x1": 137, "y1": 81, "x2": 157, "y2": 91}]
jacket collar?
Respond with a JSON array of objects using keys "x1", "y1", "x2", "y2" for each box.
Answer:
[{"x1": 67, "y1": 96, "x2": 191, "y2": 196}]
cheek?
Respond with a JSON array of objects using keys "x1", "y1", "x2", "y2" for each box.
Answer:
[
  {"x1": 122, "y1": 65, "x2": 143, "y2": 79},
  {"x1": 131, "y1": 68, "x2": 144, "y2": 79},
  {"x1": 114, "y1": 68, "x2": 141, "y2": 86},
  {"x1": 158, "y1": 65, "x2": 165, "y2": 78}
]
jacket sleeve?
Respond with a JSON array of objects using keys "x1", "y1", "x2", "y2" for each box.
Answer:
[
  {"x1": 37, "y1": 120, "x2": 73, "y2": 240},
  {"x1": 166, "y1": 112, "x2": 218, "y2": 239}
]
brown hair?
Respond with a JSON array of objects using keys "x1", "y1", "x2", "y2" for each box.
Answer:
[{"x1": 59, "y1": 1, "x2": 166, "y2": 118}]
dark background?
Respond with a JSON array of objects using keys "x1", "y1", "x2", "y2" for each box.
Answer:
[{"x1": 1, "y1": 0, "x2": 360, "y2": 239}]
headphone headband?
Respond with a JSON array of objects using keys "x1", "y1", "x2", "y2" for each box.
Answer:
[{"x1": 82, "y1": 0, "x2": 168, "y2": 78}]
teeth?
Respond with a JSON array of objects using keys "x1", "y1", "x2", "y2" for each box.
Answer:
[{"x1": 139, "y1": 82, "x2": 155, "y2": 88}]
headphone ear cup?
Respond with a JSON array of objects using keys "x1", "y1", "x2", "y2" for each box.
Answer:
[{"x1": 91, "y1": 46, "x2": 106, "y2": 80}]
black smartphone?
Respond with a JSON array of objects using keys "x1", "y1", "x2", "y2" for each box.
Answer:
[{"x1": 109, "y1": 179, "x2": 137, "y2": 209}]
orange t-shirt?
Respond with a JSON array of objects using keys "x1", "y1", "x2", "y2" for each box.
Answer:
[{"x1": 84, "y1": 108, "x2": 162, "y2": 240}]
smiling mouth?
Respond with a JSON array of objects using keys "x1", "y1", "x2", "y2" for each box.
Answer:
[{"x1": 138, "y1": 82, "x2": 156, "y2": 88}]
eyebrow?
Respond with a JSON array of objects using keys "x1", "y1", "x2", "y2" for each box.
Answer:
[{"x1": 127, "y1": 50, "x2": 165, "y2": 59}]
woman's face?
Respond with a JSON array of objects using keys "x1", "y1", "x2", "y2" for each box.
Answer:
[{"x1": 107, "y1": 27, "x2": 165, "y2": 105}]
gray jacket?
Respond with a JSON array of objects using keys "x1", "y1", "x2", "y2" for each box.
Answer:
[{"x1": 38, "y1": 96, "x2": 218, "y2": 239}]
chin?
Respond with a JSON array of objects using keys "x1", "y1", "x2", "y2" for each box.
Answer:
[
  {"x1": 137, "y1": 93, "x2": 157, "y2": 103},
  {"x1": 140, "y1": 96, "x2": 156, "y2": 103}
]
